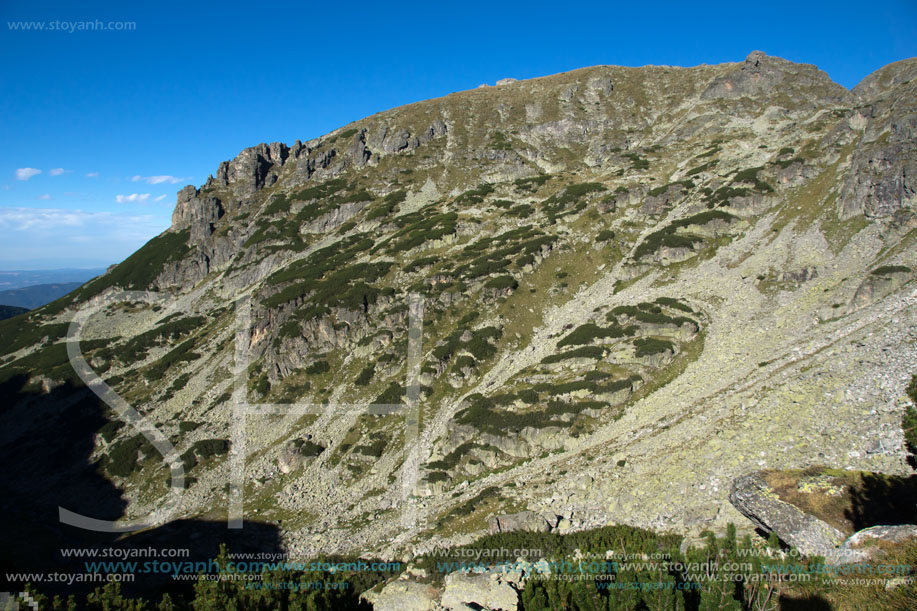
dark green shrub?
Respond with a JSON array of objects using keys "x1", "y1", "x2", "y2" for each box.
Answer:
[
  {"x1": 452, "y1": 355, "x2": 475, "y2": 370},
  {"x1": 355, "y1": 363, "x2": 375, "y2": 386},
  {"x1": 484, "y1": 275, "x2": 518, "y2": 291},
  {"x1": 143, "y1": 338, "x2": 201, "y2": 381},
  {"x1": 541, "y1": 346, "x2": 606, "y2": 364},
  {"x1": 386, "y1": 212, "x2": 457, "y2": 253},
  {"x1": 671, "y1": 210, "x2": 736, "y2": 229},
  {"x1": 489, "y1": 132, "x2": 513, "y2": 150},
  {"x1": 354, "y1": 433, "x2": 387, "y2": 458},
  {"x1": 263, "y1": 193, "x2": 291, "y2": 216},
  {"x1": 457, "y1": 311, "x2": 479, "y2": 326},
  {"x1": 366, "y1": 190, "x2": 406, "y2": 221},
  {"x1": 192, "y1": 438, "x2": 230, "y2": 459},
  {"x1": 291, "y1": 178, "x2": 348, "y2": 202},
  {"x1": 374, "y1": 382, "x2": 404, "y2": 405},
  {"x1": 105, "y1": 434, "x2": 154, "y2": 478},
  {"x1": 871, "y1": 265, "x2": 911, "y2": 276},
  {"x1": 686, "y1": 160, "x2": 717, "y2": 176},
  {"x1": 772, "y1": 156, "x2": 806, "y2": 169},
  {"x1": 163, "y1": 372, "x2": 192, "y2": 399},
  {"x1": 513, "y1": 174, "x2": 552, "y2": 192},
  {"x1": 633, "y1": 225, "x2": 706, "y2": 260},
  {"x1": 633, "y1": 337, "x2": 675, "y2": 357},
  {"x1": 647, "y1": 179, "x2": 694, "y2": 197},
  {"x1": 596, "y1": 229, "x2": 615, "y2": 242},
  {"x1": 405, "y1": 255, "x2": 439, "y2": 273},
  {"x1": 695, "y1": 144, "x2": 721, "y2": 159},
  {"x1": 466, "y1": 327, "x2": 501, "y2": 360},
  {"x1": 305, "y1": 360, "x2": 331, "y2": 375},
  {"x1": 426, "y1": 441, "x2": 481, "y2": 471},
  {"x1": 609, "y1": 306, "x2": 696, "y2": 329},
  {"x1": 254, "y1": 374, "x2": 270, "y2": 396},
  {"x1": 557, "y1": 323, "x2": 633, "y2": 348},
  {"x1": 0, "y1": 319, "x2": 68, "y2": 358},
  {"x1": 292, "y1": 438, "x2": 325, "y2": 457},
  {"x1": 179, "y1": 421, "x2": 200, "y2": 433},
  {"x1": 541, "y1": 183, "x2": 606, "y2": 221},
  {"x1": 622, "y1": 152, "x2": 649, "y2": 170},
  {"x1": 455, "y1": 184, "x2": 495, "y2": 205},
  {"x1": 114, "y1": 315, "x2": 204, "y2": 363},
  {"x1": 180, "y1": 449, "x2": 198, "y2": 471},
  {"x1": 731, "y1": 166, "x2": 773, "y2": 193},
  {"x1": 654, "y1": 297, "x2": 693, "y2": 312},
  {"x1": 98, "y1": 420, "x2": 124, "y2": 443},
  {"x1": 506, "y1": 204, "x2": 534, "y2": 217}
]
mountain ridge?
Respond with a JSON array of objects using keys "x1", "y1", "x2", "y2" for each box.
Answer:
[{"x1": 1, "y1": 51, "x2": 915, "y2": 577}]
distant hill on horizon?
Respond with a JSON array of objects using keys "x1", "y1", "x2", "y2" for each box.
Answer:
[
  {"x1": 0, "y1": 304, "x2": 29, "y2": 321},
  {"x1": 0, "y1": 282, "x2": 84, "y2": 309},
  {"x1": 0, "y1": 268, "x2": 105, "y2": 291}
]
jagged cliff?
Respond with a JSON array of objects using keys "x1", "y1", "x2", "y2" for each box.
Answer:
[{"x1": 1, "y1": 52, "x2": 915, "y2": 569}]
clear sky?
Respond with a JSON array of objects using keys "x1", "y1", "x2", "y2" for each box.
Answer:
[{"x1": 0, "y1": 0, "x2": 914, "y2": 269}]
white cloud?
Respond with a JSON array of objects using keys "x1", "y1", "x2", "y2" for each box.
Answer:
[
  {"x1": 86, "y1": 172, "x2": 99, "y2": 178},
  {"x1": 131, "y1": 174, "x2": 188, "y2": 185},
  {"x1": 0, "y1": 207, "x2": 108, "y2": 230},
  {"x1": 49, "y1": 168, "x2": 70, "y2": 176},
  {"x1": 0, "y1": 206, "x2": 170, "y2": 266},
  {"x1": 153, "y1": 194, "x2": 167, "y2": 202},
  {"x1": 38, "y1": 194, "x2": 51, "y2": 200},
  {"x1": 15, "y1": 167, "x2": 41, "y2": 181},
  {"x1": 115, "y1": 193, "x2": 151, "y2": 203}
]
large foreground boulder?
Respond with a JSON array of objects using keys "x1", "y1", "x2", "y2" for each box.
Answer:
[
  {"x1": 730, "y1": 473, "x2": 847, "y2": 558},
  {"x1": 730, "y1": 471, "x2": 917, "y2": 563}
]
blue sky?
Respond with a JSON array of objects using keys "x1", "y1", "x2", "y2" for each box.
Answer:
[{"x1": 0, "y1": 0, "x2": 914, "y2": 269}]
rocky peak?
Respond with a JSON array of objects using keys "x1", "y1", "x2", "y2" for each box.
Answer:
[
  {"x1": 852, "y1": 57, "x2": 917, "y2": 103},
  {"x1": 701, "y1": 50, "x2": 847, "y2": 104},
  {"x1": 170, "y1": 184, "x2": 224, "y2": 241},
  {"x1": 209, "y1": 141, "x2": 290, "y2": 195}
]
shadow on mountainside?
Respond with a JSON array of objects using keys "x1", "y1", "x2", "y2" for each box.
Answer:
[
  {"x1": 844, "y1": 472, "x2": 917, "y2": 532},
  {"x1": 0, "y1": 376, "x2": 283, "y2": 599}
]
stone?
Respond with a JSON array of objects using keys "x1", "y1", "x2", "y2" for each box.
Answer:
[
  {"x1": 842, "y1": 524, "x2": 917, "y2": 549},
  {"x1": 365, "y1": 580, "x2": 440, "y2": 611},
  {"x1": 488, "y1": 511, "x2": 552, "y2": 535},
  {"x1": 850, "y1": 270, "x2": 911, "y2": 309},
  {"x1": 441, "y1": 571, "x2": 519, "y2": 611},
  {"x1": 729, "y1": 473, "x2": 847, "y2": 558}
]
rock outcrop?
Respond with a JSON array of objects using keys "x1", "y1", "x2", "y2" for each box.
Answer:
[
  {"x1": 729, "y1": 472, "x2": 848, "y2": 558},
  {"x1": 488, "y1": 511, "x2": 554, "y2": 535},
  {"x1": 441, "y1": 571, "x2": 520, "y2": 611},
  {"x1": 839, "y1": 59, "x2": 917, "y2": 219},
  {"x1": 730, "y1": 472, "x2": 917, "y2": 564}
]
